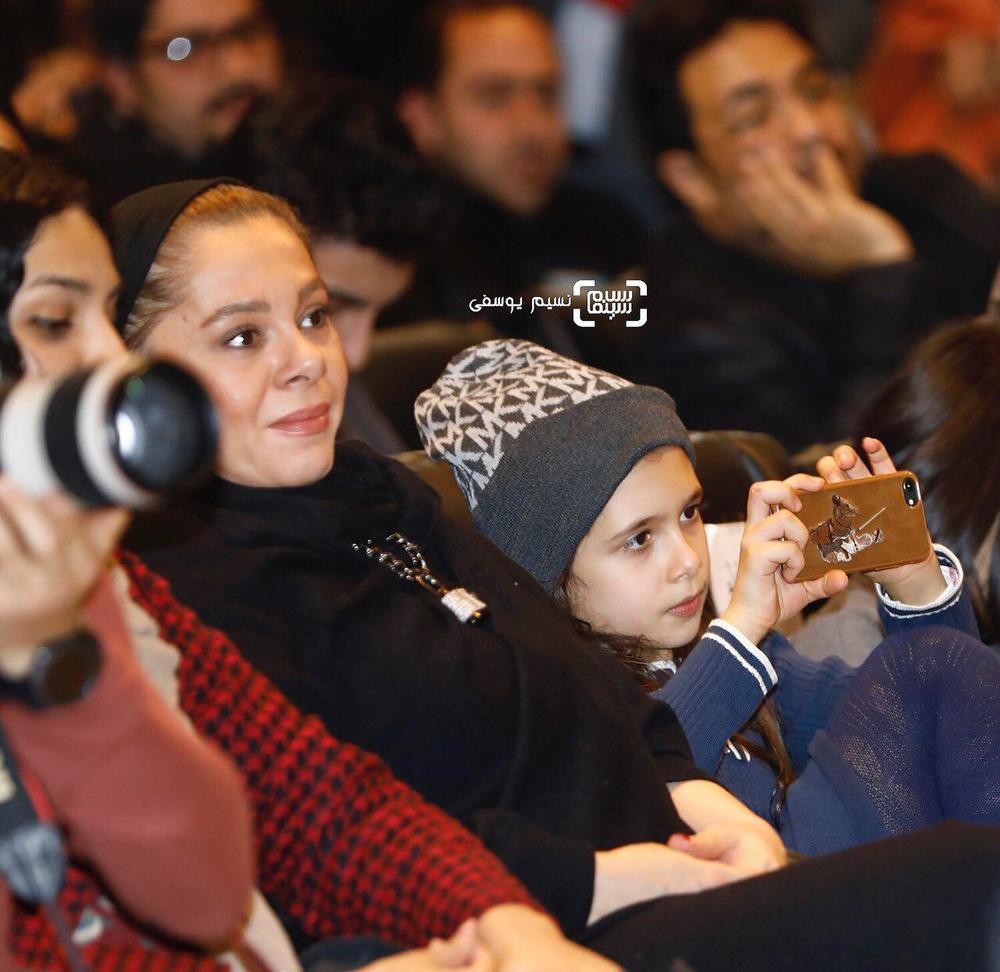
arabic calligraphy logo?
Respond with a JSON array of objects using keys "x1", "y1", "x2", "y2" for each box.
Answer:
[{"x1": 573, "y1": 279, "x2": 647, "y2": 328}]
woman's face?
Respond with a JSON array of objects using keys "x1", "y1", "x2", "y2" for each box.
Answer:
[
  {"x1": 568, "y1": 446, "x2": 710, "y2": 651},
  {"x1": 7, "y1": 206, "x2": 125, "y2": 378},
  {"x1": 139, "y1": 214, "x2": 348, "y2": 488}
]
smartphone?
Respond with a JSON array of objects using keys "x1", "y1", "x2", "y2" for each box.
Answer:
[{"x1": 791, "y1": 471, "x2": 931, "y2": 582}]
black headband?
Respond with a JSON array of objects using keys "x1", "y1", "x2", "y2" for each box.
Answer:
[{"x1": 109, "y1": 177, "x2": 244, "y2": 335}]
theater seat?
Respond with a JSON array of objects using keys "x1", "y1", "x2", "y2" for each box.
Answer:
[
  {"x1": 360, "y1": 320, "x2": 498, "y2": 450},
  {"x1": 396, "y1": 429, "x2": 791, "y2": 527}
]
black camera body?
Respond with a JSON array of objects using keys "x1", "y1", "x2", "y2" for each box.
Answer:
[{"x1": 0, "y1": 356, "x2": 217, "y2": 508}]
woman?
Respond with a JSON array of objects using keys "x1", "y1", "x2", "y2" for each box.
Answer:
[
  {"x1": 112, "y1": 177, "x2": 1000, "y2": 971},
  {"x1": 0, "y1": 151, "x2": 255, "y2": 967},
  {"x1": 415, "y1": 338, "x2": 1000, "y2": 855},
  {"x1": 0, "y1": 152, "x2": 598, "y2": 972}
]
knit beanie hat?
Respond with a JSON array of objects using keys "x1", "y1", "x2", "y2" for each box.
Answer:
[
  {"x1": 415, "y1": 339, "x2": 694, "y2": 593},
  {"x1": 109, "y1": 178, "x2": 243, "y2": 338}
]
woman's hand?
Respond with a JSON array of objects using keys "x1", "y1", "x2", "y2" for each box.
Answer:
[
  {"x1": 721, "y1": 475, "x2": 848, "y2": 643},
  {"x1": 363, "y1": 919, "x2": 490, "y2": 970},
  {"x1": 0, "y1": 477, "x2": 128, "y2": 676},
  {"x1": 668, "y1": 824, "x2": 785, "y2": 878},
  {"x1": 478, "y1": 905, "x2": 620, "y2": 970},
  {"x1": 816, "y1": 438, "x2": 944, "y2": 605},
  {"x1": 665, "y1": 779, "x2": 787, "y2": 878},
  {"x1": 588, "y1": 842, "x2": 744, "y2": 926}
]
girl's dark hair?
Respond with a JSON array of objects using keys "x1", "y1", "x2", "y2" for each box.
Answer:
[
  {"x1": 0, "y1": 150, "x2": 92, "y2": 377},
  {"x1": 556, "y1": 569, "x2": 796, "y2": 823},
  {"x1": 855, "y1": 317, "x2": 1000, "y2": 643}
]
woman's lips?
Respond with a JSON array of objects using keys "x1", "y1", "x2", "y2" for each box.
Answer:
[
  {"x1": 269, "y1": 403, "x2": 331, "y2": 436},
  {"x1": 666, "y1": 589, "x2": 705, "y2": 619}
]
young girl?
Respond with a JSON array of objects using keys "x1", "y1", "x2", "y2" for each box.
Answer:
[{"x1": 415, "y1": 338, "x2": 1000, "y2": 856}]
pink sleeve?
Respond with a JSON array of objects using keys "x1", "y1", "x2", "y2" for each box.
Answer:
[{"x1": 0, "y1": 574, "x2": 255, "y2": 948}]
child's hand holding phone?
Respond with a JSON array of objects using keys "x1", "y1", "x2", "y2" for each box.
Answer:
[
  {"x1": 720, "y1": 474, "x2": 849, "y2": 645},
  {"x1": 812, "y1": 437, "x2": 944, "y2": 606}
]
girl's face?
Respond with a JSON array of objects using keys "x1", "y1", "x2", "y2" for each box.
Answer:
[
  {"x1": 7, "y1": 206, "x2": 126, "y2": 378},
  {"x1": 568, "y1": 446, "x2": 710, "y2": 651},
  {"x1": 140, "y1": 214, "x2": 348, "y2": 488}
]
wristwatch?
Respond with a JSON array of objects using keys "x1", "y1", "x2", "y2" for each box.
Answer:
[{"x1": 0, "y1": 630, "x2": 102, "y2": 709}]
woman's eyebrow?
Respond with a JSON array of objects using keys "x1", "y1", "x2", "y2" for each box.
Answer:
[
  {"x1": 201, "y1": 300, "x2": 269, "y2": 328},
  {"x1": 25, "y1": 274, "x2": 90, "y2": 294}
]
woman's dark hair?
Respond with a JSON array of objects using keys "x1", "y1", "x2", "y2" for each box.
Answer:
[
  {"x1": 856, "y1": 317, "x2": 1000, "y2": 644},
  {"x1": 555, "y1": 568, "x2": 796, "y2": 824},
  {"x1": 0, "y1": 150, "x2": 92, "y2": 376},
  {"x1": 630, "y1": 0, "x2": 815, "y2": 157}
]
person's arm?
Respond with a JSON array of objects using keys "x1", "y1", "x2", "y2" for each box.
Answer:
[
  {"x1": 0, "y1": 480, "x2": 253, "y2": 949},
  {"x1": 119, "y1": 551, "x2": 549, "y2": 949},
  {"x1": 665, "y1": 779, "x2": 786, "y2": 873},
  {"x1": 761, "y1": 633, "x2": 856, "y2": 770},
  {"x1": 0, "y1": 573, "x2": 254, "y2": 947},
  {"x1": 653, "y1": 621, "x2": 777, "y2": 771},
  {"x1": 876, "y1": 544, "x2": 980, "y2": 638}
]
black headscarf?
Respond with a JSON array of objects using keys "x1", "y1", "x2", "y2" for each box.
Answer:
[{"x1": 109, "y1": 178, "x2": 243, "y2": 336}]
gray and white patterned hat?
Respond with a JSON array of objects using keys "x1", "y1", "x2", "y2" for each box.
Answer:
[{"x1": 415, "y1": 339, "x2": 693, "y2": 593}]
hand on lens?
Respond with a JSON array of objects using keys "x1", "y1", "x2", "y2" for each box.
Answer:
[
  {"x1": 816, "y1": 437, "x2": 943, "y2": 605},
  {"x1": 722, "y1": 474, "x2": 848, "y2": 643},
  {"x1": 736, "y1": 145, "x2": 913, "y2": 277},
  {"x1": 0, "y1": 476, "x2": 129, "y2": 675}
]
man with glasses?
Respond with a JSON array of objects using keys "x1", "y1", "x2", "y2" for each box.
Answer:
[
  {"x1": 66, "y1": 0, "x2": 282, "y2": 204},
  {"x1": 623, "y1": 0, "x2": 1000, "y2": 451}
]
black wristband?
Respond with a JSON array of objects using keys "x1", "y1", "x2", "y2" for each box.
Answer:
[{"x1": 0, "y1": 630, "x2": 102, "y2": 709}]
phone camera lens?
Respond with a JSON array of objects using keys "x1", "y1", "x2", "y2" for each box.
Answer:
[{"x1": 902, "y1": 477, "x2": 919, "y2": 507}]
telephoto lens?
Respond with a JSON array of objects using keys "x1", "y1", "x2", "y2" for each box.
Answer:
[{"x1": 0, "y1": 356, "x2": 217, "y2": 508}]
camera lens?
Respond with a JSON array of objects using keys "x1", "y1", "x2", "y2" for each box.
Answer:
[
  {"x1": 111, "y1": 363, "x2": 216, "y2": 492},
  {"x1": 0, "y1": 356, "x2": 217, "y2": 508},
  {"x1": 902, "y1": 476, "x2": 920, "y2": 507}
]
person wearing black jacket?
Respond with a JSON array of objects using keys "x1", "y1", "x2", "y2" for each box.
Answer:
[
  {"x1": 58, "y1": 0, "x2": 283, "y2": 207},
  {"x1": 110, "y1": 177, "x2": 1000, "y2": 972},
  {"x1": 388, "y1": 1, "x2": 645, "y2": 334},
  {"x1": 626, "y1": 0, "x2": 1000, "y2": 451}
]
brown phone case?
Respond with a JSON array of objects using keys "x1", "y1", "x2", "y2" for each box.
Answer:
[{"x1": 792, "y1": 471, "x2": 931, "y2": 582}]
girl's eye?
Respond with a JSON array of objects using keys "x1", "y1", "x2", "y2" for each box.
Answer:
[
  {"x1": 624, "y1": 530, "x2": 652, "y2": 553},
  {"x1": 28, "y1": 315, "x2": 72, "y2": 339},
  {"x1": 224, "y1": 328, "x2": 260, "y2": 349},
  {"x1": 681, "y1": 503, "x2": 702, "y2": 524},
  {"x1": 301, "y1": 305, "x2": 331, "y2": 330}
]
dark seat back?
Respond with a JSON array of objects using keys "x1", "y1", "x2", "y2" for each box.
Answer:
[{"x1": 360, "y1": 321, "x2": 498, "y2": 450}]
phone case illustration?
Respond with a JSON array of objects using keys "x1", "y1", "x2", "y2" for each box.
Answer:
[
  {"x1": 807, "y1": 494, "x2": 885, "y2": 565},
  {"x1": 793, "y1": 471, "x2": 931, "y2": 582}
]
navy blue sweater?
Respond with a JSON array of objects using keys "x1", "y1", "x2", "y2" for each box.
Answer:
[{"x1": 654, "y1": 546, "x2": 979, "y2": 854}]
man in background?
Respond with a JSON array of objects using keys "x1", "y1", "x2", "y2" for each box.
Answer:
[{"x1": 627, "y1": 0, "x2": 1000, "y2": 449}]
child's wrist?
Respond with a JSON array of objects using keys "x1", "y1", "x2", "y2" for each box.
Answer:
[
  {"x1": 882, "y1": 554, "x2": 947, "y2": 606},
  {"x1": 718, "y1": 605, "x2": 768, "y2": 646}
]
